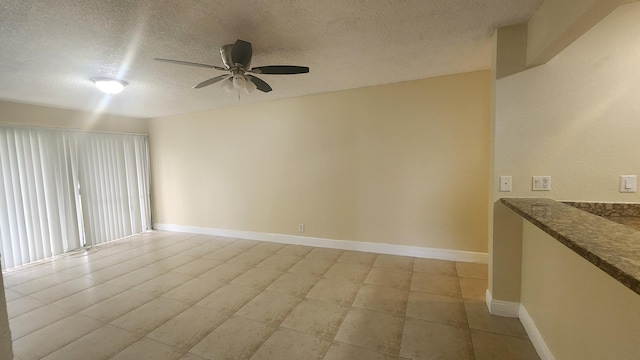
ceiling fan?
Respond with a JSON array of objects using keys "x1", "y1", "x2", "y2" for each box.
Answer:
[{"x1": 154, "y1": 39, "x2": 309, "y2": 94}]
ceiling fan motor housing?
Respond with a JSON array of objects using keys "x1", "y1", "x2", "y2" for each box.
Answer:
[{"x1": 220, "y1": 44, "x2": 249, "y2": 69}]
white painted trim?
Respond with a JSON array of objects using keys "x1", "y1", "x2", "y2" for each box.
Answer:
[
  {"x1": 519, "y1": 304, "x2": 555, "y2": 360},
  {"x1": 485, "y1": 290, "x2": 554, "y2": 359},
  {"x1": 153, "y1": 223, "x2": 488, "y2": 263},
  {"x1": 485, "y1": 289, "x2": 520, "y2": 318},
  {"x1": 485, "y1": 288, "x2": 492, "y2": 312}
]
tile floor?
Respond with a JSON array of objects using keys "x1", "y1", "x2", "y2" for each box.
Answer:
[{"x1": 2, "y1": 231, "x2": 540, "y2": 360}]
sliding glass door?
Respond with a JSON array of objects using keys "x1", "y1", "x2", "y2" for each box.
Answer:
[
  {"x1": 0, "y1": 128, "x2": 82, "y2": 268},
  {"x1": 75, "y1": 132, "x2": 151, "y2": 246},
  {"x1": 0, "y1": 126, "x2": 151, "y2": 270}
]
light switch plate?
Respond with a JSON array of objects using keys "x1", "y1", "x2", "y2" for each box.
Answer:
[
  {"x1": 619, "y1": 175, "x2": 637, "y2": 193},
  {"x1": 532, "y1": 176, "x2": 551, "y2": 191}
]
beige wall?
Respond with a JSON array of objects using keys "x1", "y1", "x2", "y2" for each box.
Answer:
[
  {"x1": 0, "y1": 100, "x2": 148, "y2": 134},
  {"x1": 494, "y1": 2, "x2": 640, "y2": 203},
  {"x1": 490, "y1": 201, "x2": 523, "y2": 302},
  {"x1": 488, "y1": 6, "x2": 640, "y2": 357},
  {"x1": 526, "y1": 0, "x2": 630, "y2": 66},
  {"x1": 521, "y1": 220, "x2": 640, "y2": 359},
  {"x1": 489, "y1": 0, "x2": 640, "y2": 317},
  {"x1": 149, "y1": 71, "x2": 490, "y2": 252}
]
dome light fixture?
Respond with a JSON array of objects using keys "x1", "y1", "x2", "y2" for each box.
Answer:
[{"x1": 91, "y1": 77, "x2": 128, "y2": 94}]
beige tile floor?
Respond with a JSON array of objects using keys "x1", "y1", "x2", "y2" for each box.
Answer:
[{"x1": 2, "y1": 231, "x2": 540, "y2": 360}]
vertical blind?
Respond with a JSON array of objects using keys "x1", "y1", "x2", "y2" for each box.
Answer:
[
  {"x1": 76, "y1": 133, "x2": 151, "y2": 246},
  {"x1": 0, "y1": 126, "x2": 150, "y2": 270}
]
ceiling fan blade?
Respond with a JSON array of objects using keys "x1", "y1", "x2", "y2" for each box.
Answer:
[
  {"x1": 231, "y1": 39, "x2": 252, "y2": 67},
  {"x1": 248, "y1": 76, "x2": 272, "y2": 93},
  {"x1": 193, "y1": 74, "x2": 230, "y2": 89},
  {"x1": 250, "y1": 66, "x2": 309, "y2": 75},
  {"x1": 154, "y1": 58, "x2": 227, "y2": 71}
]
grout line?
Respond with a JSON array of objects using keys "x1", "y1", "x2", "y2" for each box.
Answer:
[
  {"x1": 460, "y1": 275, "x2": 479, "y2": 360},
  {"x1": 397, "y1": 272, "x2": 411, "y2": 358}
]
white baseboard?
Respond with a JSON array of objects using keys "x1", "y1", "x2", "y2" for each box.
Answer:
[
  {"x1": 485, "y1": 290, "x2": 554, "y2": 360},
  {"x1": 153, "y1": 223, "x2": 488, "y2": 263},
  {"x1": 485, "y1": 289, "x2": 520, "y2": 317},
  {"x1": 519, "y1": 305, "x2": 555, "y2": 360}
]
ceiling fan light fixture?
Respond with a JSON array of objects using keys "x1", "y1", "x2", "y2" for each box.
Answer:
[
  {"x1": 244, "y1": 78, "x2": 257, "y2": 94},
  {"x1": 232, "y1": 75, "x2": 246, "y2": 90},
  {"x1": 91, "y1": 77, "x2": 127, "y2": 94},
  {"x1": 222, "y1": 78, "x2": 235, "y2": 93}
]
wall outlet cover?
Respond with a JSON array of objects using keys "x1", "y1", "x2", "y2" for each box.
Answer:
[{"x1": 532, "y1": 176, "x2": 551, "y2": 191}]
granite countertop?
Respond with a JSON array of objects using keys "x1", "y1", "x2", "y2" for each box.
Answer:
[
  {"x1": 501, "y1": 198, "x2": 640, "y2": 296},
  {"x1": 604, "y1": 217, "x2": 640, "y2": 232},
  {"x1": 563, "y1": 201, "x2": 640, "y2": 231}
]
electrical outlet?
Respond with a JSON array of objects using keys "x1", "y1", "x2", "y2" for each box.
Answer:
[
  {"x1": 298, "y1": 223, "x2": 305, "y2": 233},
  {"x1": 532, "y1": 176, "x2": 551, "y2": 191}
]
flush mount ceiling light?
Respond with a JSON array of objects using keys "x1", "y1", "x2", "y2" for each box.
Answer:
[{"x1": 90, "y1": 77, "x2": 128, "y2": 94}]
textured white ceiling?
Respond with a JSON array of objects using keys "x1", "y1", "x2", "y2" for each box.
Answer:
[{"x1": 0, "y1": 0, "x2": 543, "y2": 119}]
